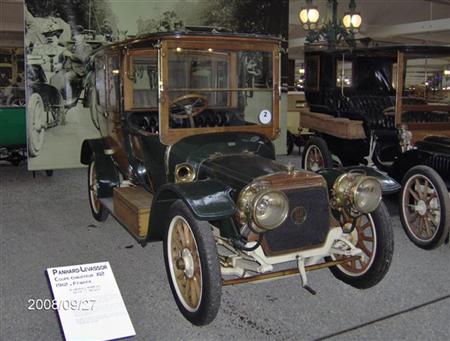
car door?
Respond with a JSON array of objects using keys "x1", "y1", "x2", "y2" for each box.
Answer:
[{"x1": 105, "y1": 52, "x2": 129, "y2": 174}]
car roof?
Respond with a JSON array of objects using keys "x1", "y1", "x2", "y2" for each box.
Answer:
[
  {"x1": 305, "y1": 40, "x2": 450, "y2": 58},
  {"x1": 93, "y1": 30, "x2": 282, "y2": 55}
]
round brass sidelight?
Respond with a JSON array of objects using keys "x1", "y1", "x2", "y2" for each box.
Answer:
[{"x1": 175, "y1": 163, "x2": 196, "y2": 183}]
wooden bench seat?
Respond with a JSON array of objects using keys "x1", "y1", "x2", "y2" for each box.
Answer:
[{"x1": 300, "y1": 109, "x2": 366, "y2": 139}]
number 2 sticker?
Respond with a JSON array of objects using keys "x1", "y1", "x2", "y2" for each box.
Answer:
[{"x1": 259, "y1": 109, "x2": 272, "y2": 125}]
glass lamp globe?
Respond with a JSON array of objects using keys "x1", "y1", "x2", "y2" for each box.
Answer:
[
  {"x1": 299, "y1": 7, "x2": 320, "y2": 27},
  {"x1": 351, "y1": 14, "x2": 362, "y2": 29},
  {"x1": 342, "y1": 14, "x2": 351, "y2": 28},
  {"x1": 343, "y1": 12, "x2": 362, "y2": 31},
  {"x1": 299, "y1": 9, "x2": 308, "y2": 24},
  {"x1": 308, "y1": 8, "x2": 320, "y2": 23}
]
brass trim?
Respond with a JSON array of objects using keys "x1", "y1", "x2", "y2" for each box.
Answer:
[{"x1": 175, "y1": 163, "x2": 196, "y2": 183}]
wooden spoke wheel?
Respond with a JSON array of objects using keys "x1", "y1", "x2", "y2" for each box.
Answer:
[
  {"x1": 335, "y1": 214, "x2": 377, "y2": 276},
  {"x1": 167, "y1": 216, "x2": 203, "y2": 312},
  {"x1": 328, "y1": 202, "x2": 394, "y2": 289},
  {"x1": 400, "y1": 166, "x2": 449, "y2": 250},
  {"x1": 27, "y1": 93, "x2": 46, "y2": 157},
  {"x1": 302, "y1": 136, "x2": 332, "y2": 172},
  {"x1": 88, "y1": 160, "x2": 109, "y2": 222},
  {"x1": 163, "y1": 200, "x2": 221, "y2": 326}
]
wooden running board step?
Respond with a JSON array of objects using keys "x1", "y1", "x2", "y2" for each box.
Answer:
[{"x1": 113, "y1": 187, "x2": 153, "y2": 238}]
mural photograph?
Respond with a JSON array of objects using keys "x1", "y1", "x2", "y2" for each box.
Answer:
[{"x1": 24, "y1": 0, "x2": 288, "y2": 170}]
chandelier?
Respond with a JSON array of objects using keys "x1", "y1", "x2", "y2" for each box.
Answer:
[{"x1": 299, "y1": 0, "x2": 362, "y2": 48}]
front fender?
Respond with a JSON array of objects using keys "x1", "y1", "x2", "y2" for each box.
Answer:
[
  {"x1": 318, "y1": 166, "x2": 401, "y2": 195},
  {"x1": 147, "y1": 180, "x2": 237, "y2": 241},
  {"x1": 80, "y1": 138, "x2": 120, "y2": 198}
]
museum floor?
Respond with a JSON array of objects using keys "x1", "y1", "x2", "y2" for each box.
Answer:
[{"x1": 1, "y1": 154, "x2": 449, "y2": 341}]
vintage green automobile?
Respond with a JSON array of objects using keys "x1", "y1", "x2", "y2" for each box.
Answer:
[
  {"x1": 81, "y1": 31, "x2": 394, "y2": 325},
  {"x1": 0, "y1": 106, "x2": 27, "y2": 165}
]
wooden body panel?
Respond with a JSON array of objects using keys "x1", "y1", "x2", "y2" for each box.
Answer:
[
  {"x1": 113, "y1": 187, "x2": 152, "y2": 238},
  {"x1": 300, "y1": 109, "x2": 366, "y2": 139}
]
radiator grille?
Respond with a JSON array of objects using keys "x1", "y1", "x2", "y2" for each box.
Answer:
[
  {"x1": 262, "y1": 187, "x2": 330, "y2": 256},
  {"x1": 425, "y1": 155, "x2": 450, "y2": 181}
]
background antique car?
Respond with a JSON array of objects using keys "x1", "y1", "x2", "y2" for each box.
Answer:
[
  {"x1": 80, "y1": 31, "x2": 394, "y2": 325},
  {"x1": 0, "y1": 106, "x2": 27, "y2": 166},
  {"x1": 0, "y1": 105, "x2": 54, "y2": 176},
  {"x1": 299, "y1": 42, "x2": 450, "y2": 250}
]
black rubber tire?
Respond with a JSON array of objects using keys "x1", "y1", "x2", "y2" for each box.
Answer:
[
  {"x1": 328, "y1": 202, "x2": 394, "y2": 289},
  {"x1": 287, "y1": 130, "x2": 294, "y2": 155},
  {"x1": 163, "y1": 200, "x2": 222, "y2": 326},
  {"x1": 302, "y1": 136, "x2": 333, "y2": 171},
  {"x1": 88, "y1": 159, "x2": 109, "y2": 222},
  {"x1": 45, "y1": 170, "x2": 53, "y2": 177},
  {"x1": 399, "y1": 165, "x2": 450, "y2": 250}
]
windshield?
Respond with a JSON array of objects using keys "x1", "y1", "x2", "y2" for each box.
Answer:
[
  {"x1": 397, "y1": 55, "x2": 450, "y2": 125},
  {"x1": 166, "y1": 47, "x2": 275, "y2": 130}
]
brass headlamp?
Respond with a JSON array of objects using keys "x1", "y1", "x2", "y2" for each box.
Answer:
[
  {"x1": 237, "y1": 181, "x2": 289, "y2": 233},
  {"x1": 332, "y1": 173, "x2": 382, "y2": 215}
]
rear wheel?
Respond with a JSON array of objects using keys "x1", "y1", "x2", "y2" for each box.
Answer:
[
  {"x1": 329, "y1": 202, "x2": 394, "y2": 289},
  {"x1": 88, "y1": 159, "x2": 109, "y2": 221},
  {"x1": 302, "y1": 136, "x2": 333, "y2": 171},
  {"x1": 399, "y1": 166, "x2": 449, "y2": 250},
  {"x1": 27, "y1": 93, "x2": 46, "y2": 157},
  {"x1": 163, "y1": 200, "x2": 221, "y2": 326}
]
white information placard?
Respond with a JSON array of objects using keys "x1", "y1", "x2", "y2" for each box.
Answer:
[{"x1": 47, "y1": 261, "x2": 136, "y2": 341}]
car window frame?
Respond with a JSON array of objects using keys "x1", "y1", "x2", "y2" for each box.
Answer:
[
  {"x1": 159, "y1": 37, "x2": 281, "y2": 145},
  {"x1": 123, "y1": 48, "x2": 158, "y2": 111}
]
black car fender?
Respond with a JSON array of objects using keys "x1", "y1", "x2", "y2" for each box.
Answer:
[
  {"x1": 147, "y1": 180, "x2": 237, "y2": 241},
  {"x1": 30, "y1": 83, "x2": 62, "y2": 109},
  {"x1": 80, "y1": 138, "x2": 120, "y2": 198}
]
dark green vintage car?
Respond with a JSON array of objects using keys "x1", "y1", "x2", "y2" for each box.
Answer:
[{"x1": 81, "y1": 31, "x2": 394, "y2": 325}]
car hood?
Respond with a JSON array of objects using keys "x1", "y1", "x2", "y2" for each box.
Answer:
[
  {"x1": 417, "y1": 136, "x2": 450, "y2": 155},
  {"x1": 168, "y1": 132, "x2": 275, "y2": 177},
  {"x1": 199, "y1": 154, "x2": 288, "y2": 190}
]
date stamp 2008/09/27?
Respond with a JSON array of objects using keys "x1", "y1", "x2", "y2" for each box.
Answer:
[{"x1": 27, "y1": 299, "x2": 96, "y2": 311}]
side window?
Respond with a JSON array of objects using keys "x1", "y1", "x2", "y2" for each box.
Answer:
[
  {"x1": 106, "y1": 54, "x2": 120, "y2": 111},
  {"x1": 305, "y1": 55, "x2": 320, "y2": 91},
  {"x1": 336, "y1": 59, "x2": 352, "y2": 87},
  {"x1": 95, "y1": 56, "x2": 106, "y2": 108},
  {"x1": 131, "y1": 55, "x2": 158, "y2": 108}
]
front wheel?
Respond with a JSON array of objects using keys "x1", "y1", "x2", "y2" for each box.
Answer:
[
  {"x1": 399, "y1": 165, "x2": 449, "y2": 250},
  {"x1": 27, "y1": 93, "x2": 46, "y2": 157},
  {"x1": 88, "y1": 159, "x2": 109, "y2": 222},
  {"x1": 163, "y1": 200, "x2": 222, "y2": 326},
  {"x1": 302, "y1": 136, "x2": 333, "y2": 171},
  {"x1": 329, "y1": 202, "x2": 394, "y2": 289}
]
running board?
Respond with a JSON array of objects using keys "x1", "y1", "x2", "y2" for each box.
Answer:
[{"x1": 99, "y1": 186, "x2": 153, "y2": 244}]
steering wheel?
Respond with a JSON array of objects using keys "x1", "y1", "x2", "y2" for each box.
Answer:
[{"x1": 169, "y1": 94, "x2": 208, "y2": 128}]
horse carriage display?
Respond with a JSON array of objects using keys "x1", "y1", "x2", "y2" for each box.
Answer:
[{"x1": 26, "y1": 27, "x2": 105, "y2": 157}]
